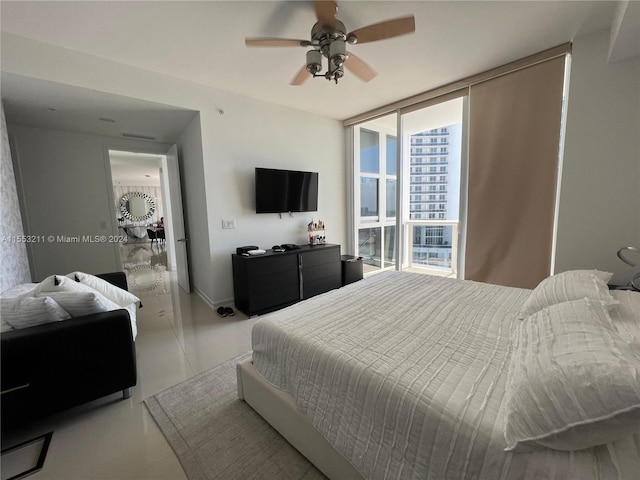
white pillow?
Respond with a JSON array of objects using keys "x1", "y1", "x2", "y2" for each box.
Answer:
[
  {"x1": 517, "y1": 270, "x2": 616, "y2": 319},
  {"x1": 0, "y1": 283, "x2": 39, "y2": 331},
  {"x1": 0, "y1": 295, "x2": 71, "y2": 329},
  {"x1": 66, "y1": 272, "x2": 140, "y2": 308},
  {"x1": 504, "y1": 298, "x2": 640, "y2": 452},
  {"x1": 609, "y1": 290, "x2": 640, "y2": 347},
  {"x1": 36, "y1": 291, "x2": 121, "y2": 318},
  {"x1": 33, "y1": 274, "x2": 134, "y2": 304},
  {"x1": 30, "y1": 274, "x2": 60, "y2": 294},
  {"x1": 25, "y1": 274, "x2": 136, "y2": 337},
  {"x1": 31, "y1": 274, "x2": 90, "y2": 295}
]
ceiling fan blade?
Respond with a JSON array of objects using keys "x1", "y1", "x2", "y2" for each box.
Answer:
[
  {"x1": 345, "y1": 52, "x2": 377, "y2": 82},
  {"x1": 245, "y1": 37, "x2": 309, "y2": 47},
  {"x1": 290, "y1": 65, "x2": 311, "y2": 86},
  {"x1": 347, "y1": 15, "x2": 415, "y2": 44},
  {"x1": 314, "y1": 0, "x2": 337, "y2": 28}
]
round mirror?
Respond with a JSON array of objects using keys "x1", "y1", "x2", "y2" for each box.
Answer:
[{"x1": 120, "y1": 192, "x2": 156, "y2": 222}]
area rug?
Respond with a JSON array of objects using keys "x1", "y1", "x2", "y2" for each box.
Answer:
[{"x1": 144, "y1": 352, "x2": 326, "y2": 480}]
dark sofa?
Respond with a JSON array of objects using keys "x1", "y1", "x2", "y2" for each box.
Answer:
[{"x1": 1, "y1": 272, "x2": 137, "y2": 428}]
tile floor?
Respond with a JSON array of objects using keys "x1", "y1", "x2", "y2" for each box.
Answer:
[{"x1": 2, "y1": 241, "x2": 257, "y2": 480}]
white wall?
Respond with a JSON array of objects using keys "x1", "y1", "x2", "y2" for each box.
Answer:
[
  {"x1": 201, "y1": 94, "x2": 346, "y2": 304},
  {"x1": 8, "y1": 124, "x2": 171, "y2": 280},
  {"x1": 556, "y1": 28, "x2": 640, "y2": 285},
  {"x1": 1, "y1": 34, "x2": 346, "y2": 304}
]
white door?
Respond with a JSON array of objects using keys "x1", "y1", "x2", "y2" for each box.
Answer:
[{"x1": 163, "y1": 145, "x2": 190, "y2": 292}]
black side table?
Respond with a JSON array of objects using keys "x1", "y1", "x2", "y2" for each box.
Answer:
[
  {"x1": 608, "y1": 284, "x2": 639, "y2": 292},
  {"x1": 341, "y1": 255, "x2": 363, "y2": 286}
]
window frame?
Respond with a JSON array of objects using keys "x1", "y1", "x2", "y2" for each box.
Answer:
[{"x1": 354, "y1": 121, "x2": 398, "y2": 270}]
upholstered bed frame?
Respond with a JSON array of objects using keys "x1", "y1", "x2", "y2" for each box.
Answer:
[
  {"x1": 236, "y1": 358, "x2": 363, "y2": 480},
  {"x1": 237, "y1": 271, "x2": 640, "y2": 480}
]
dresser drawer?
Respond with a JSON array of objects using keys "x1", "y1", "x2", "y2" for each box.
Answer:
[{"x1": 299, "y1": 246, "x2": 340, "y2": 268}]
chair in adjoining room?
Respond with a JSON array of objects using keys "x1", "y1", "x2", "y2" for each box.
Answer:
[
  {"x1": 147, "y1": 228, "x2": 158, "y2": 244},
  {"x1": 156, "y1": 228, "x2": 166, "y2": 243}
]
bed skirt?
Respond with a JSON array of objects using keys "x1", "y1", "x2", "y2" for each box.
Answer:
[{"x1": 236, "y1": 358, "x2": 364, "y2": 480}]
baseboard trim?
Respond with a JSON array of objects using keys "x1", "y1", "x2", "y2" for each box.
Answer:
[{"x1": 191, "y1": 286, "x2": 234, "y2": 310}]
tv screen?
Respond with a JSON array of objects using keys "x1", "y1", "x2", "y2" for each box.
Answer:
[{"x1": 255, "y1": 168, "x2": 318, "y2": 213}]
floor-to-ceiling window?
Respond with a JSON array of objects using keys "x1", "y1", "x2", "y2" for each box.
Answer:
[
  {"x1": 348, "y1": 46, "x2": 569, "y2": 287},
  {"x1": 354, "y1": 115, "x2": 397, "y2": 272},
  {"x1": 402, "y1": 98, "x2": 464, "y2": 276},
  {"x1": 352, "y1": 98, "x2": 465, "y2": 277}
]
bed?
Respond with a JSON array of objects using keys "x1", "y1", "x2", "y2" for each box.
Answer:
[{"x1": 237, "y1": 270, "x2": 640, "y2": 479}]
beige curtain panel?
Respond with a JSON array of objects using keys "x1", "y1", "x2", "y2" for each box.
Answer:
[{"x1": 465, "y1": 56, "x2": 566, "y2": 289}]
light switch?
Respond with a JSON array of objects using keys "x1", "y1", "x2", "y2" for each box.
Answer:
[{"x1": 222, "y1": 219, "x2": 236, "y2": 229}]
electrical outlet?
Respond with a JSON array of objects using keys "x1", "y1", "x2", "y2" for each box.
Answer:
[{"x1": 222, "y1": 219, "x2": 236, "y2": 229}]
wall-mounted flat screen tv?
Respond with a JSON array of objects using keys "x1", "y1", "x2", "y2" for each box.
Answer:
[{"x1": 255, "y1": 167, "x2": 318, "y2": 213}]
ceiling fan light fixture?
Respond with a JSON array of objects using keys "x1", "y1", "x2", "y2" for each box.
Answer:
[
  {"x1": 329, "y1": 65, "x2": 344, "y2": 84},
  {"x1": 306, "y1": 50, "x2": 323, "y2": 74},
  {"x1": 329, "y1": 40, "x2": 347, "y2": 67},
  {"x1": 245, "y1": 2, "x2": 415, "y2": 85}
]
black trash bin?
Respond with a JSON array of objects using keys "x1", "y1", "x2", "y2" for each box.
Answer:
[{"x1": 341, "y1": 255, "x2": 363, "y2": 286}]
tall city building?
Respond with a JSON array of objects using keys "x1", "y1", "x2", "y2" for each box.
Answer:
[{"x1": 409, "y1": 124, "x2": 462, "y2": 269}]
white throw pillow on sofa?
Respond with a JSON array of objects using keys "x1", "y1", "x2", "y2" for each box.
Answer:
[
  {"x1": 32, "y1": 275, "x2": 124, "y2": 317},
  {"x1": 66, "y1": 272, "x2": 139, "y2": 339},
  {"x1": 67, "y1": 272, "x2": 141, "y2": 308},
  {"x1": 33, "y1": 274, "x2": 99, "y2": 296},
  {"x1": 0, "y1": 295, "x2": 71, "y2": 329},
  {"x1": 25, "y1": 274, "x2": 137, "y2": 339},
  {"x1": 505, "y1": 298, "x2": 640, "y2": 452},
  {"x1": 0, "y1": 283, "x2": 39, "y2": 331},
  {"x1": 37, "y1": 291, "x2": 121, "y2": 318}
]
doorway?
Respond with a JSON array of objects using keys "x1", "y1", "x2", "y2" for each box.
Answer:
[{"x1": 108, "y1": 148, "x2": 190, "y2": 294}]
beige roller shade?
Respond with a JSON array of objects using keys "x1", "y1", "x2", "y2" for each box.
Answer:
[
  {"x1": 343, "y1": 43, "x2": 570, "y2": 126},
  {"x1": 465, "y1": 55, "x2": 566, "y2": 289}
]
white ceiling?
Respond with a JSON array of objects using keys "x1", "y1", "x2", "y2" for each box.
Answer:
[
  {"x1": 1, "y1": 73, "x2": 198, "y2": 143},
  {"x1": 1, "y1": 1, "x2": 637, "y2": 138},
  {"x1": 110, "y1": 151, "x2": 163, "y2": 187}
]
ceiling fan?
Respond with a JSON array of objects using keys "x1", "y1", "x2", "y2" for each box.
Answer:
[{"x1": 245, "y1": 1, "x2": 415, "y2": 85}]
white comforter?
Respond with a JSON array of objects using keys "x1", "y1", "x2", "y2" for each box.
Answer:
[{"x1": 252, "y1": 271, "x2": 640, "y2": 480}]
